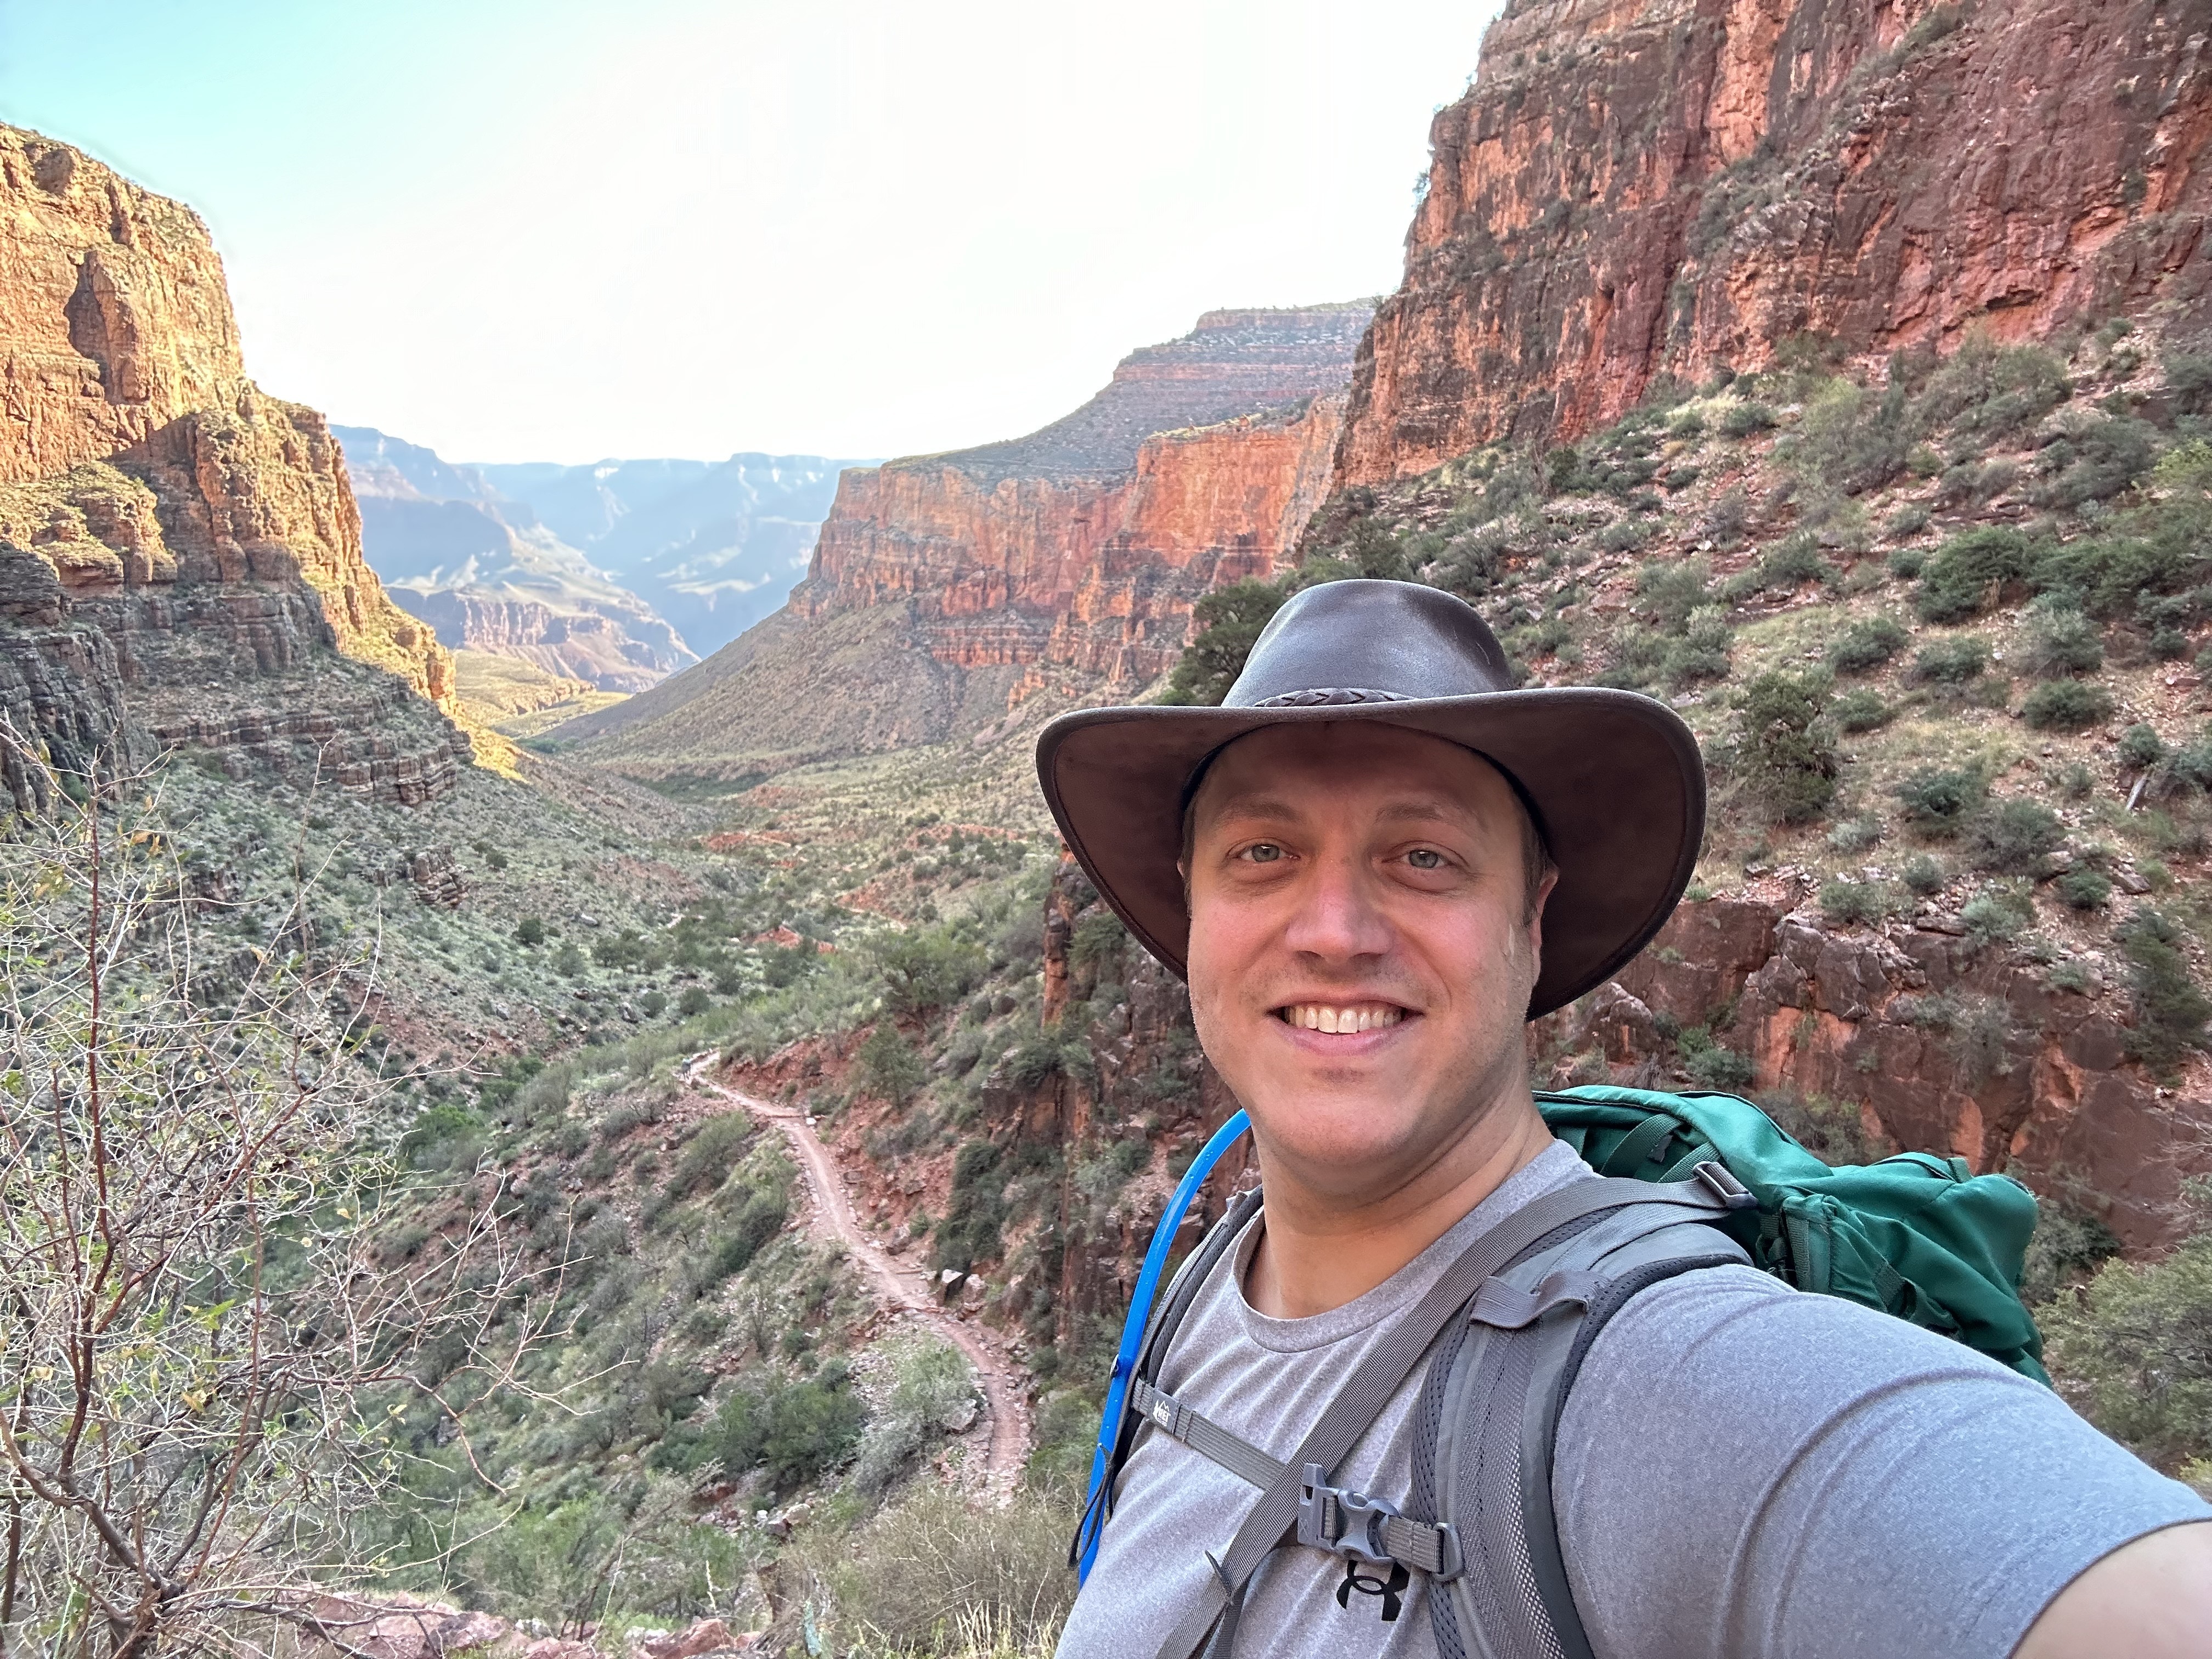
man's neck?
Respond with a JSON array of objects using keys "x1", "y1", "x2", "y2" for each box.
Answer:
[{"x1": 1243, "y1": 1097, "x2": 1557, "y2": 1320}]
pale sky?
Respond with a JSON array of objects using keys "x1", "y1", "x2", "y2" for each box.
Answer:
[{"x1": 0, "y1": 1, "x2": 1502, "y2": 465}]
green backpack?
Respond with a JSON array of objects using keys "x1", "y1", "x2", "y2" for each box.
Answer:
[{"x1": 1077, "y1": 1085, "x2": 2049, "y2": 1659}]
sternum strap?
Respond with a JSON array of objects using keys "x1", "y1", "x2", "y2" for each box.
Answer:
[{"x1": 1127, "y1": 1379, "x2": 1460, "y2": 1578}]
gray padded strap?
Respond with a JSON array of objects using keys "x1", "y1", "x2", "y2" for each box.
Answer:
[{"x1": 1149, "y1": 1176, "x2": 1727, "y2": 1659}]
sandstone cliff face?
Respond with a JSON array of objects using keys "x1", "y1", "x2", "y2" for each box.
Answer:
[
  {"x1": 1533, "y1": 890, "x2": 2212, "y2": 1252},
  {"x1": 571, "y1": 309, "x2": 1369, "y2": 776},
  {"x1": 0, "y1": 125, "x2": 464, "y2": 802},
  {"x1": 795, "y1": 308, "x2": 1368, "y2": 681},
  {"x1": 1338, "y1": 0, "x2": 2212, "y2": 481}
]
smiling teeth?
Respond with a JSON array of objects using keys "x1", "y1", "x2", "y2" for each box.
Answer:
[{"x1": 1284, "y1": 1004, "x2": 1404, "y2": 1034}]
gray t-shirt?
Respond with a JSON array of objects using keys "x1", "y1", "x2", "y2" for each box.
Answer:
[{"x1": 1058, "y1": 1141, "x2": 2211, "y2": 1659}]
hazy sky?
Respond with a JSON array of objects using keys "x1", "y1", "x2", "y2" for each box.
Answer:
[{"x1": 1, "y1": 1, "x2": 1502, "y2": 465}]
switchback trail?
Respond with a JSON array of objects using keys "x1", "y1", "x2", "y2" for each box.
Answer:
[{"x1": 686, "y1": 1062, "x2": 1033, "y2": 1496}]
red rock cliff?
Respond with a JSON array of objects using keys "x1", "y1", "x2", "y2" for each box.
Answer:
[
  {"x1": 799, "y1": 308, "x2": 1369, "y2": 684},
  {"x1": 1338, "y1": 0, "x2": 2212, "y2": 482},
  {"x1": 0, "y1": 124, "x2": 464, "y2": 799}
]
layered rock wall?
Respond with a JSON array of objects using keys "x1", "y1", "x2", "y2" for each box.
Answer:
[
  {"x1": 1338, "y1": 0, "x2": 2212, "y2": 481},
  {"x1": 1533, "y1": 890, "x2": 2212, "y2": 1251},
  {"x1": 0, "y1": 125, "x2": 464, "y2": 802}
]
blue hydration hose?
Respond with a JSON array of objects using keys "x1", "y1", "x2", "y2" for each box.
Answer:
[{"x1": 1074, "y1": 1108, "x2": 1252, "y2": 1583}]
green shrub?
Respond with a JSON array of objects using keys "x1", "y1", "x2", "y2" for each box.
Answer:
[
  {"x1": 2057, "y1": 868, "x2": 2114, "y2": 910},
  {"x1": 707, "y1": 1186, "x2": 791, "y2": 1280},
  {"x1": 1960, "y1": 886, "x2": 2034, "y2": 946},
  {"x1": 1910, "y1": 636, "x2": 1991, "y2": 684},
  {"x1": 852, "y1": 1338, "x2": 979, "y2": 1496},
  {"x1": 2117, "y1": 910, "x2": 2212, "y2": 1074},
  {"x1": 665, "y1": 1112, "x2": 759, "y2": 1200},
  {"x1": 1888, "y1": 548, "x2": 1928, "y2": 579},
  {"x1": 1828, "y1": 615, "x2": 1908, "y2": 673},
  {"x1": 855, "y1": 1023, "x2": 928, "y2": 1105},
  {"x1": 1736, "y1": 670, "x2": 1839, "y2": 823},
  {"x1": 876, "y1": 927, "x2": 987, "y2": 1016},
  {"x1": 553, "y1": 941, "x2": 586, "y2": 977},
  {"x1": 2171, "y1": 740, "x2": 2212, "y2": 792},
  {"x1": 2035, "y1": 413, "x2": 2158, "y2": 509},
  {"x1": 1832, "y1": 688, "x2": 1893, "y2": 732},
  {"x1": 678, "y1": 985, "x2": 712, "y2": 1018},
  {"x1": 1665, "y1": 607, "x2": 1735, "y2": 686},
  {"x1": 515, "y1": 917, "x2": 546, "y2": 946},
  {"x1": 1160, "y1": 577, "x2": 1289, "y2": 705},
  {"x1": 2022, "y1": 679, "x2": 2115, "y2": 731},
  {"x1": 933, "y1": 1140, "x2": 1007, "y2": 1275},
  {"x1": 1684, "y1": 1043, "x2": 1755, "y2": 1090},
  {"x1": 1069, "y1": 911, "x2": 1130, "y2": 974},
  {"x1": 2021, "y1": 607, "x2": 2104, "y2": 678},
  {"x1": 1900, "y1": 853, "x2": 1945, "y2": 896},
  {"x1": 1826, "y1": 814, "x2": 1884, "y2": 853},
  {"x1": 1884, "y1": 504, "x2": 1931, "y2": 542},
  {"x1": 704, "y1": 1361, "x2": 868, "y2": 1489},
  {"x1": 1717, "y1": 401, "x2": 1776, "y2": 437},
  {"x1": 1916, "y1": 526, "x2": 2035, "y2": 623},
  {"x1": 2041, "y1": 1231, "x2": 2212, "y2": 1470},
  {"x1": 1896, "y1": 767, "x2": 1986, "y2": 837},
  {"x1": 1968, "y1": 799, "x2": 2064, "y2": 876},
  {"x1": 1819, "y1": 880, "x2": 1894, "y2": 927},
  {"x1": 2119, "y1": 724, "x2": 2168, "y2": 769}
]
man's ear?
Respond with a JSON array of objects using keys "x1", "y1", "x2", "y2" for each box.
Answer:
[{"x1": 1525, "y1": 865, "x2": 1560, "y2": 969}]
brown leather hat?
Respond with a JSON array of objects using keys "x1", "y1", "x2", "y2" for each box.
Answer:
[{"x1": 1033, "y1": 579, "x2": 1706, "y2": 1018}]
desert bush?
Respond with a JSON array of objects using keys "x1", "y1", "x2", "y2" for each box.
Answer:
[
  {"x1": 516, "y1": 916, "x2": 547, "y2": 945},
  {"x1": 1717, "y1": 400, "x2": 1777, "y2": 437},
  {"x1": 2117, "y1": 910, "x2": 2212, "y2": 1073},
  {"x1": 2120, "y1": 724, "x2": 2168, "y2": 769},
  {"x1": 1633, "y1": 558, "x2": 1713, "y2": 631},
  {"x1": 2035, "y1": 412, "x2": 2158, "y2": 509},
  {"x1": 1833, "y1": 688, "x2": 1893, "y2": 732},
  {"x1": 2021, "y1": 605, "x2": 2105, "y2": 677},
  {"x1": 1666, "y1": 607, "x2": 1735, "y2": 685},
  {"x1": 1795, "y1": 379, "x2": 1912, "y2": 494},
  {"x1": 1726, "y1": 531, "x2": 1837, "y2": 599},
  {"x1": 1968, "y1": 799, "x2": 2064, "y2": 876},
  {"x1": 1819, "y1": 879, "x2": 1895, "y2": 927},
  {"x1": 665, "y1": 1111, "x2": 760, "y2": 1200},
  {"x1": 1900, "y1": 852, "x2": 1946, "y2": 895},
  {"x1": 877, "y1": 927, "x2": 988, "y2": 1017},
  {"x1": 695, "y1": 1362, "x2": 868, "y2": 1490},
  {"x1": 1736, "y1": 670, "x2": 1839, "y2": 822},
  {"x1": 856, "y1": 1023, "x2": 929, "y2": 1105},
  {"x1": 1828, "y1": 614, "x2": 1908, "y2": 673},
  {"x1": 2041, "y1": 1227, "x2": 2212, "y2": 1471},
  {"x1": 1960, "y1": 885, "x2": 2035, "y2": 946},
  {"x1": 853, "y1": 1337, "x2": 981, "y2": 1496},
  {"x1": 1160, "y1": 577, "x2": 1289, "y2": 705},
  {"x1": 1884, "y1": 504, "x2": 1932, "y2": 541},
  {"x1": 1826, "y1": 814, "x2": 1884, "y2": 853},
  {"x1": 1895, "y1": 768, "x2": 1987, "y2": 837},
  {"x1": 796, "y1": 1482, "x2": 1076, "y2": 1656},
  {"x1": 2022, "y1": 679, "x2": 2115, "y2": 731},
  {"x1": 1915, "y1": 526, "x2": 2035, "y2": 623},
  {"x1": 1910, "y1": 636, "x2": 1991, "y2": 684},
  {"x1": 2057, "y1": 868, "x2": 2114, "y2": 910}
]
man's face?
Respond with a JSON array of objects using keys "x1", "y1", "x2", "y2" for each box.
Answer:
[{"x1": 1182, "y1": 723, "x2": 1554, "y2": 1201}]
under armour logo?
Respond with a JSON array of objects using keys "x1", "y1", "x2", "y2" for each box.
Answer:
[{"x1": 1336, "y1": 1558, "x2": 1411, "y2": 1622}]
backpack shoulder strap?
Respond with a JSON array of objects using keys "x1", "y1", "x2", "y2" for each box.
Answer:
[
  {"x1": 1069, "y1": 1176, "x2": 1263, "y2": 1574},
  {"x1": 1415, "y1": 1200, "x2": 1752, "y2": 1659}
]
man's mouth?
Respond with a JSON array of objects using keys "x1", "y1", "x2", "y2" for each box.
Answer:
[{"x1": 1275, "y1": 1002, "x2": 1408, "y2": 1034}]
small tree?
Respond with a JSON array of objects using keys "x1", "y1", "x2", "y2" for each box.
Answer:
[
  {"x1": 1735, "y1": 671, "x2": 1839, "y2": 823},
  {"x1": 0, "y1": 749, "x2": 553, "y2": 1659}
]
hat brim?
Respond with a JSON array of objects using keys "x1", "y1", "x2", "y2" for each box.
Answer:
[{"x1": 1034, "y1": 689, "x2": 1706, "y2": 1019}]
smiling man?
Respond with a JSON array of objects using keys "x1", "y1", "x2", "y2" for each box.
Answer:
[{"x1": 1036, "y1": 580, "x2": 2212, "y2": 1658}]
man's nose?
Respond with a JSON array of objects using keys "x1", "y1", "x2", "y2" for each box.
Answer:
[{"x1": 1282, "y1": 854, "x2": 1392, "y2": 962}]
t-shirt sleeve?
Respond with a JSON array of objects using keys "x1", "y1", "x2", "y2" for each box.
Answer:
[{"x1": 1553, "y1": 1265, "x2": 2212, "y2": 1659}]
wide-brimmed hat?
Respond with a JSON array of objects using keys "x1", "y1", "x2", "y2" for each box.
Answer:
[{"x1": 1033, "y1": 579, "x2": 1706, "y2": 1018}]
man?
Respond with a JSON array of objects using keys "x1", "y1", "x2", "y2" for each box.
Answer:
[{"x1": 1035, "y1": 579, "x2": 2212, "y2": 1657}]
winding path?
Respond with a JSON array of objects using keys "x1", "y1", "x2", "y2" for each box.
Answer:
[{"x1": 685, "y1": 1058, "x2": 1032, "y2": 1496}]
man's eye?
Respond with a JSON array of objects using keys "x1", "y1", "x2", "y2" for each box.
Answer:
[
  {"x1": 1240, "y1": 843, "x2": 1284, "y2": 865},
  {"x1": 1406, "y1": 848, "x2": 1445, "y2": 870}
]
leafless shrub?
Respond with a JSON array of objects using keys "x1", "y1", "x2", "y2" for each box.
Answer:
[{"x1": 0, "y1": 743, "x2": 562, "y2": 1659}]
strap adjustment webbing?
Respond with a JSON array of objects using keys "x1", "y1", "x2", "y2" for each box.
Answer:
[{"x1": 1126, "y1": 1380, "x2": 1463, "y2": 1580}]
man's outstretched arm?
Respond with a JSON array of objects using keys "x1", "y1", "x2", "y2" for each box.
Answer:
[{"x1": 2016, "y1": 1521, "x2": 2212, "y2": 1657}]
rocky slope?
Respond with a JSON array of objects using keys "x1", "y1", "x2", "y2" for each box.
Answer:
[
  {"x1": 1337, "y1": 0, "x2": 2212, "y2": 482},
  {"x1": 0, "y1": 125, "x2": 467, "y2": 804},
  {"x1": 561, "y1": 308, "x2": 1367, "y2": 779},
  {"x1": 338, "y1": 425, "x2": 695, "y2": 692}
]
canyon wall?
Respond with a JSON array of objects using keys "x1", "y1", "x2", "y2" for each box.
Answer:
[
  {"x1": 1338, "y1": 0, "x2": 2212, "y2": 482},
  {"x1": 569, "y1": 309, "x2": 1368, "y2": 775},
  {"x1": 0, "y1": 125, "x2": 465, "y2": 803}
]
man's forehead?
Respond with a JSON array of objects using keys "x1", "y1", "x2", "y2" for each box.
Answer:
[{"x1": 1193, "y1": 724, "x2": 1511, "y2": 820}]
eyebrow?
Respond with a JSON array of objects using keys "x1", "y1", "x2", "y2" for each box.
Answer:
[{"x1": 1200, "y1": 793, "x2": 1482, "y2": 828}]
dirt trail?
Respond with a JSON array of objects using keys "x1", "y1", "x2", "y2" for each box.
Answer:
[{"x1": 686, "y1": 1061, "x2": 1032, "y2": 1497}]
